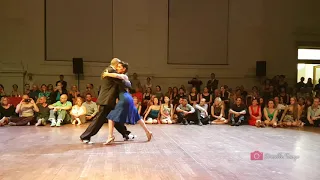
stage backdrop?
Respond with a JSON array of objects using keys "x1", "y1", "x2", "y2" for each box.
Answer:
[
  {"x1": 168, "y1": 0, "x2": 229, "y2": 65},
  {"x1": 45, "y1": 0, "x2": 113, "y2": 62}
]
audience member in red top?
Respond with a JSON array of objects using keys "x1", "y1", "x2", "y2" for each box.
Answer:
[
  {"x1": 248, "y1": 98, "x2": 263, "y2": 127},
  {"x1": 132, "y1": 87, "x2": 143, "y2": 103}
]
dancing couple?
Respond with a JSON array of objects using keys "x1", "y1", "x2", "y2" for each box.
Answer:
[{"x1": 80, "y1": 58, "x2": 152, "y2": 145}]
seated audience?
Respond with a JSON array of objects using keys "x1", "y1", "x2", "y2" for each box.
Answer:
[
  {"x1": 307, "y1": 97, "x2": 320, "y2": 127},
  {"x1": 50, "y1": 82, "x2": 68, "y2": 103},
  {"x1": 306, "y1": 78, "x2": 313, "y2": 88},
  {"x1": 29, "y1": 85, "x2": 40, "y2": 101},
  {"x1": 56, "y1": 74, "x2": 68, "y2": 89},
  {"x1": 180, "y1": 85, "x2": 187, "y2": 95},
  {"x1": 263, "y1": 85, "x2": 276, "y2": 102},
  {"x1": 178, "y1": 88, "x2": 187, "y2": 99},
  {"x1": 143, "y1": 87, "x2": 152, "y2": 103},
  {"x1": 248, "y1": 98, "x2": 263, "y2": 127},
  {"x1": 11, "y1": 84, "x2": 21, "y2": 97},
  {"x1": 165, "y1": 87, "x2": 172, "y2": 99},
  {"x1": 278, "y1": 75, "x2": 288, "y2": 92},
  {"x1": 82, "y1": 94, "x2": 98, "y2": 121},
  {"x1": 144, "y1": 97, "x2": 160, "y2": 124},
  {"x1": 171, "y1": 87, "x2": 180, "y2": 110},
  {"x1": 132, "y1": 87, "x2": 143, "y2": 103},
  {"x1": 144, "y1": 77, "x2": 153, "y2": 92},
  {"x1": 70, "y1": 97, "x2": 86, "y2": 125},
  {"x1": 194, "y1": 98, "x2": 209, "y2": 125},
  {"x1": 155, "y1": 85, "x2": 164, "y2": 102},
  {"x1": 207, "y1": 73, "x2": 219, "y2": 93},
  {"x1": 200, "y1": 87, "x2": 212, "y2": 109},
  {"x1": 176, "y1": 97, "x2": 200, "y2": 125},
  {"x1": 274, "y1": 96, "x2": 286, "y2": 120},
  {"x1": 142, "y1": 87, "x2": 153, "y2": 114},
  {"x1": 47, "y1": 84, "x2": 54, "y2": 93},
  {"x1": 143, "y1": 95, "x2": 156, "y2": 115},
  {"x1": 24, "y1": 84, "x2": 31, "y2": 95},
  {"x1": 25, "y1": 73, "x2": 35, "y2": 88},
  {"x1": 264, "y1": 99, "x2": 278, "y2": 127},
  {"x1": 240, "y1": 85, "x2": 248, "y2": 100},
  {"x1": 130, "y1": 73, "x2": 142, "y2": 90},
  {"x1": 82, "y1": 83, "x2": 97, "y2": 98},
  {"x1": 0, "y1": 97, "x2": 16, "y2": 126},
  {"x1": 279, "y1": 87, "x2": 289, "y2": 105},
  {"x1": 48, "y1": 94, "x2": 72, "y2": 127},
  {"x1": 189, "y1": 87, "x2": 199, "y2": 105},
  {"x1": 68, "y1": 85, "x2": 81, "y2": 104},
  {"x1": 133, "y1": 96, "x2": 142, "y2": 115},
  {"x1": 38, "y1": 84, "x2": 51, "y2": 101},
  {"x1": 314, "y1": 78, "x2": 320, "y2": 96},
  {"x1": 247, "y1": 86, "x2": 260, "y2": 99},
  {"x1": 212, "y1": 89, "x2": 220, "y2": 100},
  {"x1": 188, "y1": 75, "x2": 202, "y2": 93},
  {"x1": 229, "y1": 97, "x2": 246, "y2": 126},
  {"x1": 220, "y1": 85, "x2": 230, "y2": 116},
  {"x1": 279, "y1": 97, "x2": 304, "y2": 127},
  {"x1": 211, "y1": 97, "x2": 227, "y2": 125},
  {"x1": 160, "y1": 96, "x2": 173, "y2": 124},
  {"x1": 35, "y1": 96, "x2": 50, "y2": 126},
  {"x1": 0, "y1": 84, "x2": 7, "y2": 98},
  {"x1": 8, "y1": 95, "x2": 39, "y2": 126},
  {"x1": 296, "y1": 77, "x2": 306, "y2": 91}
]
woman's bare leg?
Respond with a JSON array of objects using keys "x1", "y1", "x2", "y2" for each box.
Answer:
[
  {"x1": 104, "y1": 120, "x2": 115, "y2": 145},
  {"x1": 108, "y1": 120, "x2": 115, "y2": 138},
  {"x1": 137, "y1": 119, "x2": 152, "y2": 141}
]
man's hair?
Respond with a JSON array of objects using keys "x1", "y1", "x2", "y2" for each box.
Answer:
[
  {"x1": 181, "y1": 97, "x2": 188, "y2": 101},
  {"x1": 86, "y1": 93, "x2": 92, "y2": 97},
  {"x1": 111, "y1": 58, "x2": 120, "y2": 66}
]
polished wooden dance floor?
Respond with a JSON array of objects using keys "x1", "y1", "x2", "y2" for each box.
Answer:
[{"x1": 0, "y1": 124, "x2": 320, "y2": 180}]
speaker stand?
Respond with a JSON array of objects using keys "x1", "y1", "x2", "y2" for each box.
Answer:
[{"x1": 77, "y1": 73, "x2": 80, "y2": 90}]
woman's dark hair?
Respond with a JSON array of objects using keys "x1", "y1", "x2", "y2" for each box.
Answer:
[
  {"x1": 252, "y1": 86, "x2": 258, "y2": 91},
  {"x1": 41, "y1": 84, "x2": 47, "y2": 88},
  {"x1": 47, "y1": 84, "x2": 53, "y2": 89},
  {"x1": 179, "y1": 88, "x2": 184, "y2": 92},
  {"x1": 173, "y1": 87, "x2": 178, "y2": 93},
  {"x1": 146, "y1": 87, "x2": 152, "y2": 93},
  {"x1": 156, "y1": 85, "x2": 161, "y2": 91},
  {"x1": 12, "y1": 84, "x2": 18, "y2": 88},
  {"x1": 267, "y1": 99, "x2": 275, "y2": 107},
  {"x1": 252, "y1": 98, "x2": 258, "y2": 104},
  {"x1": 0, "y1": 84, "x2": 4, "y2": 89},
  {"x1": 119, "y1": 61, "x2": 129, "y2": 73}
]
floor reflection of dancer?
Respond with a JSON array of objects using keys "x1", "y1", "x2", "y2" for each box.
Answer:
[{"x1": 102, "y1": 61, "x2": 152, "y2": 144}]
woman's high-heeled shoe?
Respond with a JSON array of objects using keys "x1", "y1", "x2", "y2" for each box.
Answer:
[
  {"x1": 103, "y1": 136, "x2": 115, "y2": 145},
  {"x1": 146, "y1": 131, "x2": 153, "y2": 141}
]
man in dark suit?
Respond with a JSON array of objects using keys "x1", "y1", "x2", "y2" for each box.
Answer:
[
  {"x1": 207, "y1": 73, "x2": 219, "y2": 93},
  {"x1": 80, "y1": 58, "x2": 132, "y2": 143}
]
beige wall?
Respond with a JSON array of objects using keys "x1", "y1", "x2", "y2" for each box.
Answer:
[{"x1": 1, "y1": 0, "x2": 320, "y2": 94}]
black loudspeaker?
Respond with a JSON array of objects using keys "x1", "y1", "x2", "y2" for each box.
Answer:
[
  {"x1": 73, "y1": 58, "x2": 83, "y2": 74},
  {"x1": 256, "y1": 61, "x2": 266, "y2": 77}
]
